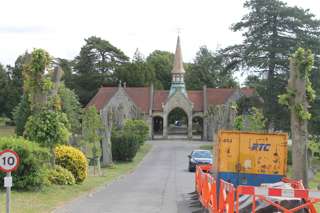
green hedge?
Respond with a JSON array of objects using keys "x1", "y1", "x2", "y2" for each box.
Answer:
[
  {"x1": 0, "y1": 137, "x2": 50, "y2": 190},
  {"x1": 112, "y1": 130, "x2": 140, "y2": 161},
  {"x1": 123, "y1": 120, "x2": 149, "y2": 145}
]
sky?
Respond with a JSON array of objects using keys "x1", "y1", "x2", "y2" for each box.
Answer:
[{"x1": 0, "y1": 0, "x2": 319, "y2": 68}]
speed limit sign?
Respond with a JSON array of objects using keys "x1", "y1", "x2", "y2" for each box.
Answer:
[{"x1": 0, "y1": 150, "x2": 19, "y2": 173}]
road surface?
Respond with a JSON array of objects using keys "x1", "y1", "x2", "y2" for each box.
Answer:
[{"x1": 55, "y1": 139, "x2": 210, "y2": 213}]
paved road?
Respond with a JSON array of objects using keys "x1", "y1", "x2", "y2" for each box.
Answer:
[{"x1": 55, "y1": 139, "x2": 210, "y2": 213}]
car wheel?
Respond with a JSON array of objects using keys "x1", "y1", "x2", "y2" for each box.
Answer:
[{"x1": 188, "y1": 163, "x2": 194, "y2": 172}]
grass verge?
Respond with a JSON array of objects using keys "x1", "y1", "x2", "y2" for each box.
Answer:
[
  {"x1": 0, "y1": 143, "x2": 152, "y2": 213},
  {"x1": 199, "y1": 144, "x2": 213, "y2": 150},
  {"x1": 0, "y1": 126, "x2": 15, "y2": 137}
]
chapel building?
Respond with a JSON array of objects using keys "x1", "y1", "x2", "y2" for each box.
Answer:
[{"x1": 88, "y1": 36, "x2": 256, "y2": 140}]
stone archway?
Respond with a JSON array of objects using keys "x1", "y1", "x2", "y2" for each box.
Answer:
[
  {"x1": 167, "y1": 107, "x2": 188, "y2": 136},
  {"x1": 152, "y1": 116, "x2": 163, "y2": 135}
]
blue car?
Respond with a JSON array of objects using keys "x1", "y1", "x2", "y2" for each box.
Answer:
[{"x1": 188, "y1": 150, "x2": 213, "y2": 172}]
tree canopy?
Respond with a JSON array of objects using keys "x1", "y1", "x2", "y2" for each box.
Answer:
[
  {"x1": 224, "y1": 0, "x2": 320, "y2": 130},
  {"x1": 186, "y1": 46, "x2": 237, "y2": 90}
]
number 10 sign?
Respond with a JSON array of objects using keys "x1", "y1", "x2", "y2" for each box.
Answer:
[{"x1": 0, "y1": 150, "x2": 19, "y2": 173}]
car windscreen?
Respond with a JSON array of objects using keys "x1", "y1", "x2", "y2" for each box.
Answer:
[{"x1": 192, "y1": 151, "x2": 211, "y2": 158}]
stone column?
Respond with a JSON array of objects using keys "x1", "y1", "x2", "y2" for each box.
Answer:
[
  {"x1": 163, "y1": 114, "x2": 168, "y2": 139},
  {"x1": 203, "y1": 118, "x2": 208, "y2": 141},
  {"x1": 148, "y1": 84, "x2": 154, "y2": 139},
  {"x1": 203, "y1": 85, "x2": 208, "y2": 141},
  {"x1": 148, "y1": 116, "x2": 153, "y2": 139},
  {"x1": 188, "y1": 113, "x2": 193, "y2": 140}
]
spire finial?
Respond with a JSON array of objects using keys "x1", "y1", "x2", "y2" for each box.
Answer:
[{"x1": 171, "y1": 35, "x2": 185, "y2": 74}]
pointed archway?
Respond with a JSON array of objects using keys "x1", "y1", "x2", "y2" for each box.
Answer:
[{"x1": 167, "y1": 107, "x2": 188, "y2": 136}]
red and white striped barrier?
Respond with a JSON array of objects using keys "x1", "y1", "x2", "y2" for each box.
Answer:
[{"x1": 239, "y1": 185, "x2": 320, "y2": 199}]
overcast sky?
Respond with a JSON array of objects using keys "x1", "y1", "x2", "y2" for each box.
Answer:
[{"x1": 0, "y1": 0, "x2": 319, "y2": 67}]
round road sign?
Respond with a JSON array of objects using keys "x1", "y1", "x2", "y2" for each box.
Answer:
[{"x1": 0, "y1": 150, "x2": 19, "y2": 173}]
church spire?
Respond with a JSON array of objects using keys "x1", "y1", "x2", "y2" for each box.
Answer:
[
  {"x1": 169, "y1": 36, "x2": 187, "y2": 96},
  {"x1": 172, "y1": 36, "x2": 185, "y2": 74}
]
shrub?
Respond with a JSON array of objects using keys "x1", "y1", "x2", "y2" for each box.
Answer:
[
  {"x1": 123, "y1": 119, "x2": 149, "y2": 145},
  {"x1": 111, "y1": 129, "x2": 140, "y2": 161},
  {"x1": 55, "y1": 145, "x2": 88, "y2": 183},
  {"x1": 0, "y1": 137, "x2": 50, "y2": 190},
  {"x1": 24, "y1": 110, "x2": 71, "y2": 149},
  {"x1": 48, "y1": 165, "x2": 75, "y2": 185}
]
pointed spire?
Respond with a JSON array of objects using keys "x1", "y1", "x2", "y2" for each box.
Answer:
[{"x1": 172, "y1": 36, "x2": 185, "y2": 74}]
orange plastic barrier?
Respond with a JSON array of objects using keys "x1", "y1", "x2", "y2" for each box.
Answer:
[
  {"x1": 218, "y1": 179, "x2": 235, "y2": 213},
  {"x1": 195, "y1": 165, "x2": 217, "y2": 211},
  {"x1": 195, "y1": 165, "x2": 320, "y2": 213}
]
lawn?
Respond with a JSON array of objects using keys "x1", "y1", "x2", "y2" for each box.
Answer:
[
  {"x1": 199, "y1": 144, "x2": 212, "y2": 150},
  {"x1": 0, "y1": 143, "x2": 152, "y2": 213},
  {"x1": 0, "y1": 126, "x2": 15, "y2": 137}
]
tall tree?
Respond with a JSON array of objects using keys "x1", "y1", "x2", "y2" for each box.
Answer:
[
  {"x1": 146, "y1": 50, "x2": 174, "y2": 89},
  {"x1": 279, "y1": 48, "x2": 315, "y2": 187},
  {"x1": 72, "y1": 36, "x2": 129, "y2": 105},
  {"x1": 185, "y1": 46, "x2": 237, "y2": 90},
  {"x1": 0, "y1": 64, "x2": 10, "y2": 117},
  {"x1": 224, "y1": 0, "x2": 320, "y2": 129},
  {"x1": 114, "y1": 50, "x2": 155, "y2": 87}
]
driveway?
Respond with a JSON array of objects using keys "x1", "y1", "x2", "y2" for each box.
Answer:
[{"x1": 55, "y1": 139, "x2": 211, "y2": 213}]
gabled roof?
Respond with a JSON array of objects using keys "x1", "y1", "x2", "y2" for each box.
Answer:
[
  {"x1": 124, "y1": 87, "x2": 150, "y2": 113},
  {"x1": 153, "y1": 90, "x2": 169, "y2": 111},
  {"x1": 206, "y1": 88, "x2": 235, "y2": 105},
  {"x1": 188, "y1": 91, "x2": 203, "y2": 112},
  {"x1": 87, "y1": 86, "x2": 256, "y2": 113},
  {"x1": 241, "y1": 87, "x2": 255, "y2": 97},
  {"x1": 86, "y1": 87, "x2": 118, "y2": 110},
  {"x1": 87, "y1": 87, "x2": 150, "y2": 113}
]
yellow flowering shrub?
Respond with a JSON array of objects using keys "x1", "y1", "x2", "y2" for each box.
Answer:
[{"x1": 55, "y1": 145, "x2": 88, "y2": 183}]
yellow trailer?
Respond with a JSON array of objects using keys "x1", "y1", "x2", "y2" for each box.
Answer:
[{"x1": 213, "y1": 130, "x2": 288, "y2": 186}]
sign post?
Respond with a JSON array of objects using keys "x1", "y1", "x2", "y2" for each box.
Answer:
[
  {"x1": 0, "y1": 150, "x2": 19, "y2": 213},
  {"x1": 5, "y1": 172, "x2": 11, "y2": 213}
]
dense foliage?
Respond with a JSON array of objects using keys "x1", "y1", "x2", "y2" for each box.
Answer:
[
  {"x1": 146, "y1": 50, "x2": 174, "y2": 89},
  {"x1": 59, "y1": 85, "x2": 82, "y2": 133},
  {"x1": 24, "y1": 110, "x2": 70, "y2": 149},
  {"x1": 123, "y1": 119, "x2": 149, "y2": 145},
  {"x1": 47, "y1": 165, "x2": 75, "y2": 185},
  {"x1": 0, "y1": 137, "x2": 50, "y2": 190},
  {"x1": 12, "y1": 95, "x2": 31, "y2": 136},
  {"x1": 55, "y1": 145, "x2": 88, "y2": 183},
  {"x1": 82, "y1": 106, "x2": 102, "y2": 158},
  {"x1": 234, "y1": 107, "x2": 266, "y2": 131},
  {"x1": 111, "y1": 129, "x2": 140, "y2": 161},
  {"x1": 186, "y1": 47, "x2": 237, "y2": 90},
  {"x1": 0, "y1": 64, "x2": 10, "y2": 117},
  {"x1": 114, "y1": 52, "x2": 155, "y2": 87},
  {"x1": 224, "y1": 0, "x2": 320, "y2": 130},
  {"x1": 71, "y1": 36, "x2": 129, "y2": 105}
]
